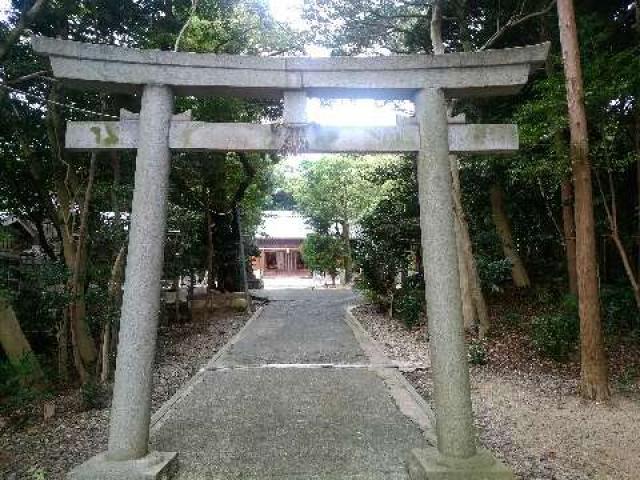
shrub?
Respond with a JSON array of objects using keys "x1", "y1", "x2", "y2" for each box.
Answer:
[
  {"x1": 476, "y1": 256, "x2": 511, "y2": 292},
  {"x1": 468, "y1": 340, "x2": 488, "y2": 365},
  {"x1": 0, "y1": 355, "x2": 47, "y2": 414},
  {"x1": 392, "y1": 282, "x2": 425, "y2": 329},
  {"x1": 391, "y1": 274, "x2": 425, "y2": 328},
  {"x1": 80, "y1": 380, "x2": 110, "y2": 410},
  {"x1": 616, "y1": 366, "x2": 638, "y2": 393},
  {"x1": 600, "y1": 285, "x2": 640, "y2": 334},
  {"x1": 502, "y1": 312, "x2": 522, "y2": 327},
  {"x1": 531, "y1": 295, "x2": 579, "y2": 361}
]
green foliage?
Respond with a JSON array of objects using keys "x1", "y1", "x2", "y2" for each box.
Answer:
[
  {"x1": 501, "y1": 312, "x2": 522, "y2": 327},
  {"x1": 616, "y1": 365, "x2": 639, "y2": 393},
  {"x1": 531, "y1": 296, "x2": 580, "y2": 362},
  {"x1": 476, "y1": 257, "x2": 512, "y2": 293},
  {"x1": 354, "y1": 158, "x2": 420, "y2": 308},
  {"x1": 293, "y1": 154, "x2": 389, "y2": 233},
  {"x1": 468, "y1": 340, "x2": 488, "y2": 366},
  {"x1": 28, "y1": 467, "x2": 47, "y2": 480},
  {"x1": 392, "y1": 282, "x2": 425, "y2": 329},
  {"x1": 0, "y1": 354, "x2": 47, "y2": 414},
  {"x1": 600, "y1": 285, "x2": 640, "y2": 335},
  {"x1": 301, "y1": 233, "x2": 344, "y2": 281},
  {"x1": 80, "y1": 380, "x2": 109, "y2": 410}
]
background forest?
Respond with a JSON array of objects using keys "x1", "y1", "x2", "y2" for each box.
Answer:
[{"x1": 1, "y1": 0, "x2": 640, "y2": 477}]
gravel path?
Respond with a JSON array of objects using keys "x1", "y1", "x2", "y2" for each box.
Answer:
[
  {"x1": 0, "y1": 309, "x2": 250, "y2": 480},
  {"x1": 354, "y1": 304, "x2": 640, "y2": 480}
]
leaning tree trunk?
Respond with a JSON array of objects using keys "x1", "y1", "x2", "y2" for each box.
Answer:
[
  {"x1": 48, "y1": 87, "x2": 97, "y2": 382},
  {"x1": 490, "y1": 183, "x2": 531, "y2": 288},
  {"x1": 55, "y1": 157, "x2": 99, "y2": 383},
  {"x1": 100, "y1": 243, "x2": 127, "y2": 383},
  {"x1": 450, "y1": 156, "x2": 479, "y2": 331},
  {"x1": 557, "y1": 0, "x2": 609, "y2": 400},
  {"x1": 433, "y1": 5, "x2": 489, "y2": 335},
  {"x1": 0, "y1": 297, "x2": 44, "y2": 383},
  {"x1": 455, "y1": 215, "x2": 475, "y2": 330}
]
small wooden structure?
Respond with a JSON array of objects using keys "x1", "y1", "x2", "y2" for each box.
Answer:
[{"x1": 253, "y1": 211, "x2": 311, "y2": 277}]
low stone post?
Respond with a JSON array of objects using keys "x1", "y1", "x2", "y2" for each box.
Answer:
[
  {"x1": 409, "y1": 88, "x2": 513, "y2": 479},
  {"x1": 68, "y1": 84, "x2": 177, "y2": 479}
]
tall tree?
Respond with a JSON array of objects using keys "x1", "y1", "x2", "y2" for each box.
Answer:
[
  {"x1": 557, "y1": 0, "x2": 609, "y2": 400},
  {"x1": 294, "y1": 155, "x2": 388, "y2": 284}
]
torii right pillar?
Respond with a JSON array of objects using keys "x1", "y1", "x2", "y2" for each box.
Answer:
[{"x1": 409, "y1": 88, "x2": 513, "y2": 479}]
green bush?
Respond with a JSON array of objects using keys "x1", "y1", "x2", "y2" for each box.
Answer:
[
  {"x1": 476, "y1": 256, "x2": 511, "y2": 292},
  {"x1": 616, "y1": 365, "x2": 638, "y2": 392},
  {"x1": 600, "y1": 285, "x2": 640, "y2": 334},
  {"x1": 468, "y1": 340, "x2": 488, "y2": 365},
  {"x1": 0, "y1": 355, "x2": 46, "y2": 414},
  {"x1": 531, "y1": 295, "x2": 579, "y2": 361},
  {"x1": 80, "y1": 380, "x2": 110, "y2": 410},
  {"x1": 392, "y1": 283, "x2": 425, "y2": 329},
  {"x1": 502, "y1": 312, "x2": 522, "y2": 327}
]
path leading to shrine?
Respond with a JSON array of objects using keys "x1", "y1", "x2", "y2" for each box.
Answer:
[{"x1": 150, "y1": 288, "x2": 432, "y2": 479}]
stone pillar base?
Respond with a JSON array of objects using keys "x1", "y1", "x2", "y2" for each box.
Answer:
[
  {"x1": 68, "y1": 451, "x2": 177, "y2": 480},
  {"x1": 408, "y1": 447, "x2": 514, "y2": 480}
]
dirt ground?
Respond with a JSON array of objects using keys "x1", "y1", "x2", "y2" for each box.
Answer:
[
  {"x1": 0, "y1": 307, "x2": 251, "y2": 480},
  {"x1": 354, "y1": 304, "x2": 640, "y2": 480}
]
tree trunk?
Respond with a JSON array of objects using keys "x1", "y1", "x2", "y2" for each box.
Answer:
[
  {"x1": 430, "y1": 0, "x2": 444, "y2": 54},
  {"x1": 0, "y1": 0, "x2": 48, "y2": 63},
  {"x1": 57, "y1": 310, "x2": 69, "y2": 381},
  {"x1": 433, "y1": 5, "x2": 489, "y2": 335},
  {"x1": 206, "y1": 209, "x2": 215, "y2": 291},
  {"x1": 635, "y1": 106, "x2": 640, "y2": 278},
  {"x1": 450, "y1": 157, "x2": 477, "y2": 331},
  {"x1": 597, "y1": 172, "x2": 640, "y2": 310},
  {"x1": 100, "y1": 243, "x2": 127, "y2": 383},
  {"x1": 0, "y1": 297, "x2": 44, "y2": 382},
  {"x1": 342, "y1": 221, "x2": 353, "y2": 284},
  {"x1": 557, "y1": 0, "x2": 609, "y2": 400},
  {"x1": 490, "y1": 183, "x2": 531, "y2": 288},
  {"x1": 546, "y1": 24, "x2": 578, "y2": 296},
  {"x1": 453, "y1": 158, "x2": 489, "y2": 333},
  {"x1": 70, "y1": 155, "x2": 99, "y2": 382},
  {"x1": 561, "y1": 180, "x2": 579, "y2": 295}
]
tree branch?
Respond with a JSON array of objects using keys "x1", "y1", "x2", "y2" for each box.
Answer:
[
  {"x1": 174, "y1": 0, "x2": 199, "y2": 52},
  {"x1": 479, "y1": 0, "x2": 556, "y2": 51},
  {"x1": 0, "y1": 0, "x2": 48, "y2": 63}
]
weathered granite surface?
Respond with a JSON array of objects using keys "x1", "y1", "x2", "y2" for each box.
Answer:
[
  {"x1": 32, "y1": 36, "x2": 549, "y2": 99},
  {"x1": 66, "y1": 120, "x2": 519, "y2": 154}
]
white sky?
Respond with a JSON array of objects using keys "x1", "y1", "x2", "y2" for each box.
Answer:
[
  {"x1": 267, "y1": 0, "x2": 401, "y2": 130},
  {"x1": 0, "y1": 0, "x2": 10, "y2": 22}
]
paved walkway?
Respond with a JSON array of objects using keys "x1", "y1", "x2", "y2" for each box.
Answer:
[{"x1": 151, "y1": 288, "x2": 433, "y2": 479}]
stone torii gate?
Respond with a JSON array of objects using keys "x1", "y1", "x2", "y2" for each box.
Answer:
[{"x1": 33, "y1": 37, "x2": 548, "y2": 480}]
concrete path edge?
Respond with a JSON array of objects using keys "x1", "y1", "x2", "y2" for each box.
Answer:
[
  {"x1": 150, "y1": 305, "x2": 265, "y2": 431},
  {"x1": 343, "y1": 305, "x2": 437, "y2": 446}
]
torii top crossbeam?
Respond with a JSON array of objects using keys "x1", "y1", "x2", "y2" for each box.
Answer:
[{"x1": 32, "y1": 37, "x2": 548, "y2": 99}]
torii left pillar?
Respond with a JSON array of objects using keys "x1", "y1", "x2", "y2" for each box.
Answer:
[{"x1": 69, "y1": 84, "x2": 178, "y2": 479}]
